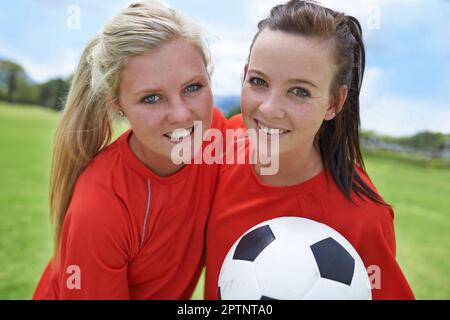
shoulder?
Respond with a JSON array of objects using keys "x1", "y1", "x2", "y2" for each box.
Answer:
[
  {"x1": 68, "y1": 178, "x2": 129, "y2": 234},
  {"x1": 220, "y1": 135, "x2": 250, "y2": 174},
  {"x1": 325, "y1": 166, "x2": 395, "y2": 234},
  {"x1": 73, "y1": 130, "x2": 132, "y2": 195},
  {"x1": 210, "y1": 107, "x2": 227, "y2": 132},
  {"x1": 67, "y1": 132, "x2": 133, "y2": 230},
  {"x1": 211, "y1": 110, "x2": 246, "y2": 132},
  {"x1": 349, "y1": 167, "x2": 396, "y2": 245},
  {"x1": 353, "y1": 165, "x2": 393, "y2": 220},
  {"x1": 82, "y1": 133, "x2": 127, "y2": 179},
  {"x1": 354, "y1": 166, "x2": 380, "y2": 195},
  {"x1": 65, "y1": 170, "x2": 137, "y2": 257}
]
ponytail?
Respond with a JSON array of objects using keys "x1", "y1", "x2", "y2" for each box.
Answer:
[
  {"x1": 50, "y1": 37, "x2": 114, "y2": 263},
  {"x1": 319, "y1": 13, "x2": 386, "y2": 205}
]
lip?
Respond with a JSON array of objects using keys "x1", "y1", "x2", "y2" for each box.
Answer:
[
  {"x1": 254, "y1": 119, "x2": 291, "y2": 136},
  {"x1": 163, "y1": 125, "x2": 196, "y2": 143}
]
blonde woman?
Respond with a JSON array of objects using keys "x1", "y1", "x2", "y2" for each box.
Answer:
[{"x1": 33, "y1": 1, "x2": 226, "y2": 299}]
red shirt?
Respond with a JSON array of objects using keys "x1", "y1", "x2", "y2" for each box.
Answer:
[
  {"x1": 205, "y1": 120, "x2": 415, "y2": 300},
  {"x1": 33, "y1": 108, "x2": 226, "y2": 300}
]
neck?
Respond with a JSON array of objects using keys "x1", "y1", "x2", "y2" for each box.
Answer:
[
  {"x1": 254, "y1": 143, "x2": 324, "y2": 187},
  {"x1": 129, "y1": 133, "x2": 186, "y2": 177}
]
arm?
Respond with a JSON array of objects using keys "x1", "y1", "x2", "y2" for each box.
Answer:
[
  {"x1": 358, "y1": 206, "x2": 415, "y2": 300},
  {"x1": 57, "y1": 190, "x2": 133, "y2": 299}
]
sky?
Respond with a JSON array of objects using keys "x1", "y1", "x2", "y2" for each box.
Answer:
[{"x1": 0, "y1": 0, "x2": 449, "y2": 136}]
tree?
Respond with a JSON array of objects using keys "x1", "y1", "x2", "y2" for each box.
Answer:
[
  {"x1": 226, "y1": 105, "x2": 241, "y2": 119},
  {"x1": 0, "y1": 60, "x2": 27, "y2": 102},
  {"x1": 0, "y1": 59, "x2": 71, "y2": 109},
  {"x1": 39, "y1": 78, "x2": 70, "y2": 110}
]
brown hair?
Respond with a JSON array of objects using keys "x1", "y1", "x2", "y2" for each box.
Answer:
[{"x1": 248, "y1": 0, "x2": 386, "y2": 205}]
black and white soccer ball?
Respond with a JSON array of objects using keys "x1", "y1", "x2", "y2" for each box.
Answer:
[{"x1": 218, "y1": 217, "x2": 371, "y2": 300}]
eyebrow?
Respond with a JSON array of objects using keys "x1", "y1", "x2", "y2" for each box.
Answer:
[
  {"x1": 248, "y1": 69, "x2": 318, "y2": 89},
  {"x1": 133, "y1": 74, "x2": 207, "y2": 97}
]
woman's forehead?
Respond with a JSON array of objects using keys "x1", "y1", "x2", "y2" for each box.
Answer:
[
  {"x1": 249, "y1": 29, "x2": 336, "y2": 83},
  {"x1": 120, "y1": 38, "x2": 208, "y2": 92}
]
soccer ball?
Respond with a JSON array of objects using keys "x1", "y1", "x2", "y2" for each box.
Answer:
[{"x1": 218, "y1": 217, "x2": 371, "y2": 300}]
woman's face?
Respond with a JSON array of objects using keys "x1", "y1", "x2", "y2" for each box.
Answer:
[
  {"x1": 118, "y1": 37, "x2": 213, "y2": 169},
  {"x1": 241, "y1": 29, "x2": 347, "y2": 155}
]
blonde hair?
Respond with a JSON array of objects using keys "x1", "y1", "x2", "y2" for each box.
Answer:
[{"x1": 50, "y1": 1, "x2": 212, "y2": 262}]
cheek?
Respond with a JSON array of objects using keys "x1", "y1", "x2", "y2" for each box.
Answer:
[
  {"x1": 240, "y1": 87, "x2": 259, "y2": 119},
  {"x1": 126, "y1": 105, "x2": 164, "y2": 135},
  {"x1": 202, "y1": 89, "x2": 214, "y2": 113},
  {"x1": 288, "y1": 103, "x2": 325, "y2": 130},
  {"x1": 194, "y1": 89, "x2": 214, "y2": 126}
]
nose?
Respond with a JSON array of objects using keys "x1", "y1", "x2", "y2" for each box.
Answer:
[
  {"x1": 258, "y1": 91, "x2": 285, "y2": 119},
  {"x1": 166, "y1": 98, "x2": 192, "y2": 125}
]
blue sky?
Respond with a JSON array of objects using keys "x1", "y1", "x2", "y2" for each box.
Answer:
[{"x1": 0, "y1": 0, "x2": 449, "y2": 136}]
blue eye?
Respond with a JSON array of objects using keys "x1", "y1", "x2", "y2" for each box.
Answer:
[
  {"x1": 249, "y1": 77, "x2": 266, "y2": 87},
  {"x1": 185, "y1": 83, "x2": 202, "y2": 94},
  {"x1": 291, "y1": 87, "x2": 311, "y2": 98},
  {"x1": 143, "y1": 94, "x2": 161, "y2": 104}
]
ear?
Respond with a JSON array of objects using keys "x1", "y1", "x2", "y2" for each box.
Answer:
[
  {"x1": 325, "y1": 85, "x2": 348, "y2": 121},
  {"x1": 107, "y1": 94, "x2": 121, "y2": 114}
]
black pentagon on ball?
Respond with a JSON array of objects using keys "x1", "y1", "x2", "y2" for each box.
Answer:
[
  {"x1": 218, "y1": 286, "x2": 222, "y2": 300},
  {"x1": 233, "y1": 225, "x2": 276, "y2": 262},
  {"x1": 310, "y1": 237, "x2": 355, "y2": 286}
]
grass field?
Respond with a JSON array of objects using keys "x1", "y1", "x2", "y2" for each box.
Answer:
[{"x1": 0, "y1": 102, "x2": 449, "y2": 300}]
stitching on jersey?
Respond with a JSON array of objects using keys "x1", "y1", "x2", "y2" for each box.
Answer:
[{"x1": 140, "y1": 179, "x2": 151, "y2": 248}]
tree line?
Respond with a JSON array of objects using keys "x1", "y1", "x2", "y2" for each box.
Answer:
[
  {"x1": 1, "y1": 58, "x2": 449, "y2": 156},
  {"x1": 0, "y1": 59, "x2": 70, "y2": 110}
]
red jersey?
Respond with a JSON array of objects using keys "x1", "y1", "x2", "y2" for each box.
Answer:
[
  {"x1": 33, "y1": 108, "x2": 226, "y2": 300},
  {"x1": 205, "y1": 128, "x2": 415, "y2": 300}
]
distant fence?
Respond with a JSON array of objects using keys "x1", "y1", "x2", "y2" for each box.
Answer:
[{"x1": 362, "y1": 138, "x2": 450, "y2": 160}]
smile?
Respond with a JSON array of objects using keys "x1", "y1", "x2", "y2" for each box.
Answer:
[
  {"x1": 164, "y1": 125, "x2": 195, "y2": 141},
  {"x1": 255, "y1": 119, "x2": 291, "y2": 136}
]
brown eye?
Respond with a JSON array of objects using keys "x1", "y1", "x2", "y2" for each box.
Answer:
[
  {"x1": 249, "y1": 77, "x2": 267, "y2": 87},
  {"x1": 291, "y1": 87, "x2": 311, "y2": 98}
]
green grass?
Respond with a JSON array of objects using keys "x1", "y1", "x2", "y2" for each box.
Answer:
[
  {"x1": 362, "y1": 151, "x2": 450, "y2": 299},
  {"x1": 0, "y1": 103, "x2": 57, "y2": 299},
  {"x1": 0, "y1": 102, "x2": 448, "y2": 299}
]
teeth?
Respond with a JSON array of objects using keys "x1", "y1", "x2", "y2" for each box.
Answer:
[
  {"x1": 261, "y1": 127, "x2": 280, "y2": 135},
  {"x1": 165, "y1": 126, "x2": 194, "y2": 140},
  {"x1": 257, "y1": 121, "x2": 289, "y2": 135}
]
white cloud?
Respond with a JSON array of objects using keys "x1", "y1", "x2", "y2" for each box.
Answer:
[
  {"x1": 361, "y1": 67, "x2": 450, "y2": 136},
  {"x1": 203, "y1": 24, "x2": 254, "y2": 96},
  {"x1": 0, "y1": 44, "x2": 79, "y2": 82},
  {"x1": 246, "y1": 0, "x2": 424, "y2": 30},
  {"x1": 360, "y1": 66, "x2": 382, "y2": 103},
  {"x1": 362, "y1": 96, "x2": 450, "y2": 136}
]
